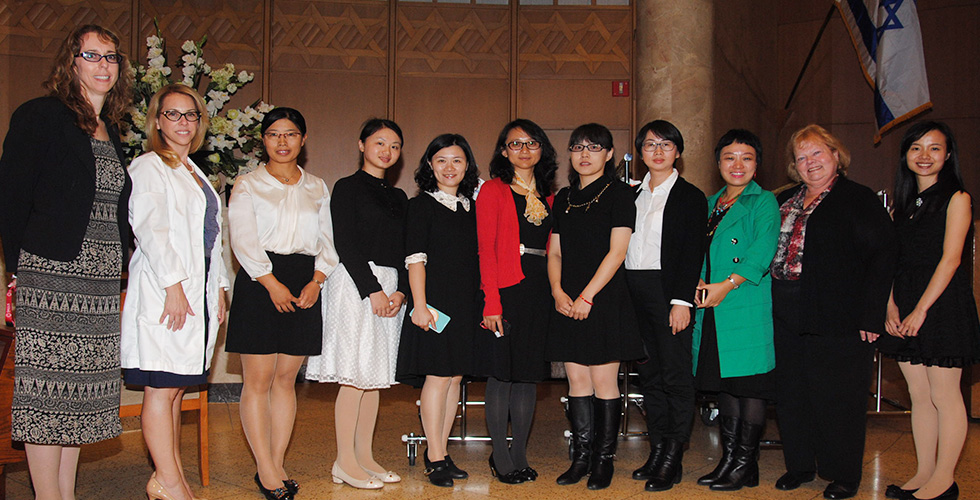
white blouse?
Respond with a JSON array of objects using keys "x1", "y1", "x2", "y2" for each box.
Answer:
[{"x1": 228, "y1": 165, "x2": 339, "y2": 280}]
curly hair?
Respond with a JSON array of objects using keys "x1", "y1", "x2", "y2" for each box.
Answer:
[
  {"x1": 145, "y1": 84, "x2": 210, "y2": 169},
  {"x1": 784, "y1": 124, "x2": 850, "y2": 181},
  {"x1": 44, "y1": 24, "x2": 133, "y2": 136},
  {"x1": 415, "y1": 134, "x2": 481, "y2": 200},
  {"x1": 487, "y1": 119, "x2": 557, "y2": 196}
]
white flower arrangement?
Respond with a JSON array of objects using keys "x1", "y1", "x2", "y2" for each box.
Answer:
[{"x1": 122, "y1": 22, "x2": 274, "y2": 186}]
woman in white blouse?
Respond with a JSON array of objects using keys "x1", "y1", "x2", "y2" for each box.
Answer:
[
  {"x1": 122, "y1": 84, "x2": 229, "y2": 500},
  {"x1": 227, "y1": 107, "x2": 338, "y2": 500}
]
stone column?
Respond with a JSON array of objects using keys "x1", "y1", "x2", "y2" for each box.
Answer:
[{"x1": 634, "y1": 0, "x2": 716, "y2": 192}]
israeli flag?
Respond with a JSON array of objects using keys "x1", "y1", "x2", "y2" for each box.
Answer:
[{"x1": 835, "y1": 0, "x2": 932, "y2": 143}]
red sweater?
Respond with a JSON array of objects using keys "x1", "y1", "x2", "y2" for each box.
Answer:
[{"x1": 476, "y1": 178, "x2": 554, "y2": 316}]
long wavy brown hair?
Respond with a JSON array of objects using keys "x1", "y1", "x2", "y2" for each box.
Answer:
[
  {"x1": 43, "y1": 24, "x2": 133, "y2": 136},
  {"x1": 145, "y1": 84, "x2": 210, "y2": 169}
]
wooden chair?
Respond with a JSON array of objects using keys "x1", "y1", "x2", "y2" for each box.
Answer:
[{"x1": 119, "y1": 384, "x2": 210, "y2": 486}]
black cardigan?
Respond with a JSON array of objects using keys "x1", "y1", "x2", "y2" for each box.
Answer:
[
  {"x1": 636, "y1": 176, "x2": 708, "y2": 305},
  {"x1": 0, "y1": 96, "x2": 132, "y2": 274},
  {"x1": 776, "y1": 176, "x2": 896, "y2": 335}
]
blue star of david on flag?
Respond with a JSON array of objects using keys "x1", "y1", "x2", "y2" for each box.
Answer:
[{"x1": 877, "y1": 0, "x2": 905, "y2": 39}]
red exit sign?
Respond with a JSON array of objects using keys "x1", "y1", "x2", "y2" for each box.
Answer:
[{"x1": 612, "y1": 81, "x2": 630, "y2": 97}]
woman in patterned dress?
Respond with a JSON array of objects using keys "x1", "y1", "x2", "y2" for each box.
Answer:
[
  {"x1": 0, "y1": 25, "x2": 133, "y2": 500},
  {"x1": 122, "y1": 84, "x2": 228, "y2": 500}
]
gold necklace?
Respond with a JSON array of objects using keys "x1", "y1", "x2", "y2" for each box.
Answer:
[{"x1": 565, "y1": 180, "x2": 611, "y2": 213}]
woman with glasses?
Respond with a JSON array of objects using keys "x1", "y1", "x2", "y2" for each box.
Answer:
[
  {"x1": 0, "y1": 24, "x2": 133, "y2": 499},
  {"x1": 547, "y1": 123, "x2": 643, "y2": 490},
  {"x1": 625, "y1": 120, "x2": 707, "y2": 492},
  {"x1": 227, "y1": 107, "x2": 338, "y2": 500},
  {"x1": 122, "y1": 83, "x2": 229, "y2": 500},
  {"x1": 477, "y1": 119, "x2": 558, "y2": 484}
]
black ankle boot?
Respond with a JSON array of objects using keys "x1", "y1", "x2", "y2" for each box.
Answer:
[
  {"x1": 587, "y1": 397, "x2": 621, "y2": 490},
  {"x1": 644, "y1": 438, "x2": 684, "y2": 491},
  {"x1": 710, "y1": 421, "x2": 763, "y2": 491},
  {"x1": 632, "y1": 439, "x2": 665, "y2": 480},
  {"x1": 556, "y1": 396, "x2": 593, "y2": 485},
  {"x1": 697, "y1": 415, "x2": 740, "y2": 486}
]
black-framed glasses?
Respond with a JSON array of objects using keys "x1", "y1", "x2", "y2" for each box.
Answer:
[
  {"x1": 568, "y1": 143, "x2": 605, "y2": 153},
  {"x1": 160, "y1": 110, "x2": 202, "y2": 122},
  {"x1": 641, "y1": 140, "x2": 676, "y2": 152},
  {"x1": 506, "y1": 140, "x2": 541, "y2": 151},
  {"x1": 263, "y1": 131, "x2": 303, "y2": 140},
  {"x1": 75, "y1": 51, "x2": 123, "y2": 64}
]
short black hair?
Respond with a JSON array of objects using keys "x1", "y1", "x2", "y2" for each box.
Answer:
[
  {"x1": 488, "y1": 118, "x2": 558, "y2": 196},
  {"x1": 634, "y1": 120, "x2": 684, "y2": 156},
  {"x1": 714, "y1": 129, "x2": 763, "y2": 166},
  {"x1": 567, "y1": 123, "x2": 616, "y2": 187},
  {"x1": 358, "y1": 118, "x2": 403, "y2": 168},
  {"x1": 261, "y1": 107, "x2": 306, "y2": 135},
  {"x1": 415, "y1": 133, "x2": 481, "y2": 199}
]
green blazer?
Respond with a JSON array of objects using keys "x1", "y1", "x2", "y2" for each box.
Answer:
[{"x1": 693, "y1": 180, "x2": 779, "y2": 378}]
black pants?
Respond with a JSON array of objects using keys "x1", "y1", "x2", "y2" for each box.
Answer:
[
  {"x1": 772, "y1": 279, "x2": 874, "y2": 484},
  {"x1": 627, "y1": 270, "x2": 695, "y2": 444}
]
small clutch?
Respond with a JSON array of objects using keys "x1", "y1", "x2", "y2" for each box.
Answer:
[{"x1": 410, "y1": 304, "x2": 451, "y2": 333}]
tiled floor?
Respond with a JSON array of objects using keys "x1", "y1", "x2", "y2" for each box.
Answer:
[{"x1": 3, "y1": 380, "x2": 979, "y2": 499}]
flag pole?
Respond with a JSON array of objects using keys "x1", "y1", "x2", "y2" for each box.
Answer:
[{"x1": 784, "y1": 4, "x2": 837, "y2": 109}]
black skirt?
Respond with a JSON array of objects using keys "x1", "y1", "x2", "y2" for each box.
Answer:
[
  {"x1": 226, "y1": 252, "x2": 323, "y2": 355},
  {"x1": 695, "y1": 308, "x2": 775, "y2": 400}
]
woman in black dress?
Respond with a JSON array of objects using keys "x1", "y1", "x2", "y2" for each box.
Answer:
[
  {"x1": 547, "y1": 123, "x2": 643, "y2": 490},
  {"x1": 878, "y1": 121, "x2": 980, "y2": 500},
  {"x1": 476, "y1": 119, "x2": 557, "y2": 484},
  {"x1": 396, "y1": 134, "x2": 482, "y2": 487}
]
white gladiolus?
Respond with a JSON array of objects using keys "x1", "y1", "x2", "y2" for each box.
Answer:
[{"x1": 181, "y1": 40, "x2": 196, "y2": 52}]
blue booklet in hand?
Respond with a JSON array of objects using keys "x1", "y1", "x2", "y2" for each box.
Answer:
[{"x1": 409, "y1": 304, "x2": 451, "y2": 333}]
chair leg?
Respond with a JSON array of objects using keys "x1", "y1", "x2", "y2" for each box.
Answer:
[{"x1": 198, "y1": 387, "x2": 209, "y2": 487}]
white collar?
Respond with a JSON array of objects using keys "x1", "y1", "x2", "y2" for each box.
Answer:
[
  {"x1": 640, "y1": 169, "x2": 679, "y2": 194},
  {"x1": 427, "y1": 189, "x2": 471, "y2": 212}
]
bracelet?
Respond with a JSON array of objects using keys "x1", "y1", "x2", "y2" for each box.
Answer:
[
  {"x1": 578, "y1": 295, "x2": 593, "y2": 306},
  {"x1": 726, "y1": 275, "x2": 740, "y2": 289}
]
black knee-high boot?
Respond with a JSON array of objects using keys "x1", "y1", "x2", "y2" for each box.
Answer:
[
  {"x1": 587, "y1": 397, "x2": 621, "y2": 490},
  {"x1": 644, "y1": 438, "x2": 684, "y2": 491},
  {"x1": 556, "y1": 396, "x2": 593, "y2": 485},
  {"x1": 711, "y1": 421, "x2": 762, "y2": 491},
  {"x1": 697, "y1": 415, "x2": 740, "y2": 486}
]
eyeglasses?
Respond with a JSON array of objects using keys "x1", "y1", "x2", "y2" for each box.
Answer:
[
  {"x1": 160, "y1": 110, "x2": 202, "y2": 122},
  {"x1": 263, "y1": 131, "x2": 303, "y2": 140},
  {"x1": 642, "y1": 141, "x2": 676, "y2": 152},
  {"x1": 568, "y1": 143, "x2": 605, "y2": 153},
  {"x1": 506, "y1": 140, "x2": 541, "y2": 151},
  {"x1": 75, "y1": 51, "x2": 123, "y2": 64}
]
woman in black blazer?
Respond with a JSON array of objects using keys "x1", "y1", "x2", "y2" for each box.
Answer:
[
  {"x1": 624, "y1": 120, "x2": 707, "y2": 492},
  {"x1": 0, "y1": 24, "x2": 132, "y2": 500},
  {"x1": 770, "y1": 124, "x2": 895, "y2": 500}
]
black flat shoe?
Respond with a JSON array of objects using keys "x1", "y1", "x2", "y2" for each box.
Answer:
[
  {"x1": 903, "y1": 482, "x2": 958, "y2": 500},
  {"x1": 444, "y1": 454, "x2": 468, "y2": 479},
  {"x1": 517, "y1": 466, "x2": 538, "y2": 482},
  {"x1": 489, "y1": 455, "x2": 525, "y2": 484},
  {"x1": 254, "y1": 473, "x2": 294, "y2": 500},
  {"x1": 824, "y1": 480, "x2": 860, "y2": 499},
  {"x1": 424, "y1": 459, "x2": 454, "y2": 488},
  {"x1": 775, "y1": 470, "x2": 816, "y2": 490},
  {"x1": 886, "y1": 484, "x2": 916, "y2": 499},
  {"x1": 282, "y1": 479, "x2": 299, "y2": 496}
]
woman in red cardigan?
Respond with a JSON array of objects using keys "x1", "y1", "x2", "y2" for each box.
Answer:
[{"x1": 476, "y1": 119, "x2": 557, "y2": 484}]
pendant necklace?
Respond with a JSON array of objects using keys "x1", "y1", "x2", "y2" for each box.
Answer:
[{"x1": 565, "y1": 180, "x2": 612, "y2": 213}]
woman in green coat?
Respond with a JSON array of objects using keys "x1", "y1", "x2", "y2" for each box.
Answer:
[{"x1": 692, "y1": 129, "x2": 780, "y2": 491}]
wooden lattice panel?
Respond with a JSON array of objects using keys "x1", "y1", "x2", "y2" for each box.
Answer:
[
  {"x1": 395, "y1": 3, "x2": 509, "y2": 78},
  {"x1": 271, "y1": 0, "x2": 388, "y2": 74},
  {"x1": 140, "y1": 0, "x2": 264, "y2": 72},
  {"x1": 0, "y1": 0, "x2": 132, "y2": 57},
  {"x1": 518, "y1": 6, "x2": 631, "y2": 78}
]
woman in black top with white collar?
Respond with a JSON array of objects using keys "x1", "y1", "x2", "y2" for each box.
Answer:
[{"x1": 306, "y1": 119, "x2": 408, "y2": 490}]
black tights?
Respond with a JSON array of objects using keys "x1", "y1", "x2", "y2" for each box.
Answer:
[
  {"x1": 485, "y1": 377, "x2": 537, "y2": 474},
  {"x1": 717, "y1": 392, "x2": 767, "y2": 426}
]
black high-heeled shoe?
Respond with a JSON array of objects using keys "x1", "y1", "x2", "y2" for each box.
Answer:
[
  {"x1": 489, "y1": 455, "x2": 525, "y2": 484},
  {"x1": 901, "y1": 482, "x2": 958, "y2": 500},
  {"x1": 282, "y1": 479, "x2": 299, "y2": 496},
  {"x1": 444, "y1": 454, "x2": 468, "y2": 479},
  {"x1": 517, "y1": 466, "x2": 538, "y2": 482},
  {"x1": 886, "y1": 484, "x2": 916, "y2": 499},
  {"x1": 254, "y1": 473, "x2": 294, "y2": 500}
]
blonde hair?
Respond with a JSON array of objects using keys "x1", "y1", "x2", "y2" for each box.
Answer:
[
  {"x1": 145, "y1": 84, "x2": 210, "y2": 169},
  {"x1": 785, "y1": 124, "x2": 850, "y2": 181}
]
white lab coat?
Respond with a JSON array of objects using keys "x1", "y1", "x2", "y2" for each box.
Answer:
[{"x1": 121, "y1": 152, "x2": 229, "y2": 376}]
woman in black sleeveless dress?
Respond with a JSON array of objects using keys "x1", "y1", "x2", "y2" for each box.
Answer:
[{"x1": 879, "y1": 121, "x2": 980, "y2": 500}]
